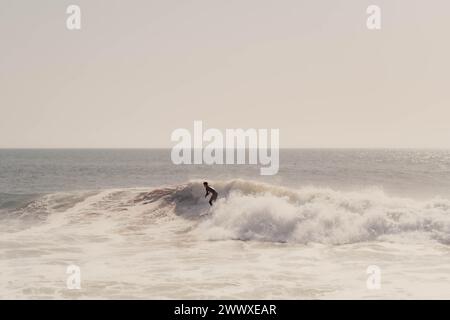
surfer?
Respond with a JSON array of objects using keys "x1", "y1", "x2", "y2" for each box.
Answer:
[{"x1": 203, "y1": 182, "x2": 218, "y2": 206}]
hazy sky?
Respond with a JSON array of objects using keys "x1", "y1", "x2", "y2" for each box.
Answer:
[{"x1": 1, "y1": 0, "x2": 449, "y2": 148}]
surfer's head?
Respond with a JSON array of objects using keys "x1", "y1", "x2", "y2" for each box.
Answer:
[{"x1": 203, "y1": 181, "x2": 208, "y2": 186}]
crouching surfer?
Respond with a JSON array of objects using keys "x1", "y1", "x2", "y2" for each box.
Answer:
[{"x1": 203, "y1": 181, "x2": 218, "y2": 206}]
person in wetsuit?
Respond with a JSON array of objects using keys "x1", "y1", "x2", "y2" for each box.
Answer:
[{"x1": 203, "y1": 181, "x2": 218, "y2": 206}]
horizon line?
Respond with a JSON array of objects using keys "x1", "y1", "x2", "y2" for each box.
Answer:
[{"x1": 1, "y1": 147, "x2": 450, "y2": 150}]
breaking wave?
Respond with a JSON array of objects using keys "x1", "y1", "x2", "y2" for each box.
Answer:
[
  {"x1": 139, "y1": 179, "x2": 450, "y2": 245},
  {"x1": 4, "y1": 180, "x2": 450, "y2": 245}
]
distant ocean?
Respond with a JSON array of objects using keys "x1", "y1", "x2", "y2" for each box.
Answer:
[{"x1": 1, "y1": 149, "x2": 450, "y2": 299}]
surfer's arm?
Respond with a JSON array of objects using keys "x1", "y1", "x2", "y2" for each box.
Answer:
[{"x1": 205, "y1": 190, "x2": 209, "y2": 197}]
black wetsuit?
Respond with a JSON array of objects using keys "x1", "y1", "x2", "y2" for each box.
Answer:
[{"x1": 205, "y1": 186, "x2": 218, "y2": 206}]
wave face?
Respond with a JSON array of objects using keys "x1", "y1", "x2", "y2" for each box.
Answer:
[
  {"x1": 4, "y1": 180, "x2": 450, "y2": 245},
  {"x1": 135, "y1": 179, "x2": 450, "y2": 245}
]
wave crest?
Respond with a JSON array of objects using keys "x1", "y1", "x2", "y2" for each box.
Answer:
[
  {"x1": 6, "y1": 180, "x2": 450, "y2": 245},
  {"x1": 156, "y1": 179, "x2": 450, "y2": 245}
]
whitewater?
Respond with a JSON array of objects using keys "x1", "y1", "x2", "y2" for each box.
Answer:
[{"x1": 1, "y1": 178, "x2": 450, "y2": 299}]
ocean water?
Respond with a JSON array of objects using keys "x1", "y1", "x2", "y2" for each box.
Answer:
[{"x1": 1, "y1": 149, "x2": 450, "y2": 299}]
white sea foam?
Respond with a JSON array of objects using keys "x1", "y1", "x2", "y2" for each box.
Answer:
[
  {"x1": 6, "y1": 179, "x2": 450, "y2": 245},
  {"x1": 134, "y1": 179, "x2": 450, "y2": 245},
  {"x1": 1, "y1": 180, "x2": 450, "y2": 299}
]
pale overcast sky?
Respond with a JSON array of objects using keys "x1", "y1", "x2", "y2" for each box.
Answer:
[{"x1": 0, "y1": 0, "x2": 449, "y2": 148}]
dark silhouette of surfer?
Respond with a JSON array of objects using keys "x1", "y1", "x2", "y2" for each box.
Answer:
[{"x1": 203, "y1": 182, "x2": 218, "y2": 206}]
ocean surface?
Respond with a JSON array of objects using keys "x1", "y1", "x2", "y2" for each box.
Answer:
[{"x1": 1, "y1": 149, "x2": 450, "y2": 299}]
